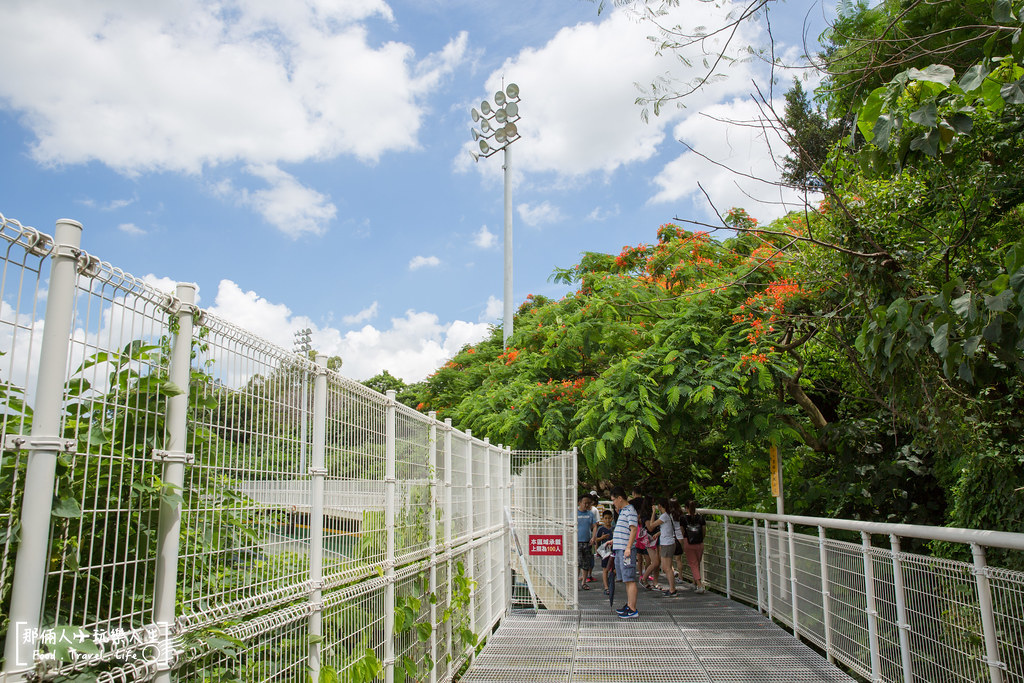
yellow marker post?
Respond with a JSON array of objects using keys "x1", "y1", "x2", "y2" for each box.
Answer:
[{"x1": 769, "y1": 443, "x2": 780, "y2": 497}]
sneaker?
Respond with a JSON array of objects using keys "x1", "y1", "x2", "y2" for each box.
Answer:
[
  {"x1": 696, "y1": 586, "x2": 706, "y2": 594},
  {"x1": 615, "y1": 604, "x2": 630, "y2": 614},
  {"x1": 618, "y1": 608, "x2": 639, "y2": 619}
]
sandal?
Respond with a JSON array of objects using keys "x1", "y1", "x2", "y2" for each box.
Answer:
[
  {"x1": 580, "y1": 583, "x2": 590, "y2": 590},
  {"x1": 661, "y1": 589, "x2": 678, "y2": 596}
]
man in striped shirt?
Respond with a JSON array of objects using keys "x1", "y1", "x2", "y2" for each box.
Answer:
[{"x1": 610, "y1": 485, "x2": 639, "y2": 618}]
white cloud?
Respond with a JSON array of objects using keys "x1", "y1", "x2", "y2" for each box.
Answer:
[
  {"x1": 338, "y1": 312, "x2": 490, "y2": 382},
  {"x1": 473, "y1": 225, "x2": 497, "y2": 249},
  {"x1": 0, "y1": 1, "x2": 467, "y2": 229},
  {"x1": 587, "y1": 205, "x2": 620, "y2": 221},
  {"x1": 215, "y1": 164, "x2": 337, "y2": 238},
  {"x1": 409, "y1": 255, "x2": 440, "y2": 271},
  {"x1": 205, "y1": 279, "x2": 489, "y2": 382},
  {"x1": 649, "y1": 97, "x2": 815, "y2": 222},
  {"x1": 117, "y1": 222, "x2": 145, "y2": 235},
  {"x1": 481, "y1": 295, "x2": 503, "y2": 322},
  {"x1": 343, "y1": 301, "x2": 379, "y2": 324},
  {"x1": 517, "y1": 201, "x2": 564, "y2": 227},
  {"x1": 461, "y1": 3, "x2": 759, "y2": 178}
]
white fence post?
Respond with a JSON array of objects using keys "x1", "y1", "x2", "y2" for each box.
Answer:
[
  {"x1": 385, "y1": 390, "x2": 397, "y2": 683},
  {"x1": 3, "y1": 219, "x2": 82, "y2": 672},
  {"x1": 501, "y1": 445, "x2": 511, "y2": 614},
  {"x1": 307, "y1": 354, "x2": 327, "y2": 679},
  {"x1": 788, "y1": 521, "x2": 800, "y2": 639},
  {"x1": 971, "y1": 543, "x2": 1005, "y2": 683},
  {"x1": 724, "y1": 515, "x2": 732, "y2": 599},
  {"x1": 428, "y1": 412, "x2": 438, "y2": 683},
  {"x1": 818, "y1": 526, "x2": 834, "y2": 664},
  {"x1": 483, "y1": 438, "x2": 493, "y2": 630},
  {"x1": 889, "y1": 535, "x2": 914, "y2": 683},
  {"x1": 764, "y1": 519, "x2": 774, "y2": 618},
  {"x1": 465, "y1": 430, "x2": 476, "y2": 651},
  {"x1": 443, "y1": 419, "x2": 453, "y2": 682},
  {"x1": 151, "y1": 282, "x2": 198, "y2": 683},
  {"x1": 753, "y1": 518, "x2": 764, "y2": 614},
  {"x1": 860, "y1": 531, "x2": 882, "y2": 683}
]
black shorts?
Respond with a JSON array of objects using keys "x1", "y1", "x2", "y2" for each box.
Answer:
[{"x1": 578, "y1": 542, "x2": 594, "y2": 571}]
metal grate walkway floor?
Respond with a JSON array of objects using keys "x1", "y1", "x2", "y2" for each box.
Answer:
[{"x1": 461, "y1": 584, "x2": 856, "y2": 682}]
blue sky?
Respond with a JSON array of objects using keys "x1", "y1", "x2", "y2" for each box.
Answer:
[{"x1": 0, "y1": 0, "x2": 829, "y2": 383}]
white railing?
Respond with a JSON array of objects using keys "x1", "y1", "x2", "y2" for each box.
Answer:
[
  {"x1": 702, "y1": 509, "x2": 1024, "y2": 683},
  {"x1": 0, "y1": 214, "x2": 576, "y2": 682}
]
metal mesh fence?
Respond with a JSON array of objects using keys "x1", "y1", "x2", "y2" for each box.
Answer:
[
  {"x1": 704, "y1": 511, "x2": 1024, "y2": 683},
  {"x1": 0, "y1": 216, "x2": 578, "y2": 682},
  {"x1": 508, "y1": 450, "x2": 576, "y2": 611}
]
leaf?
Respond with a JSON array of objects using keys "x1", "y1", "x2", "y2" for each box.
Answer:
[
  {"x1": 949, "y1": 112, "x2": 974, "y2": 134},
  {"x1": 964, "y1": 335, "x2": 982, "y2": 356},
  {"x1": 907, "y1": 64, "x2": 956, "y2": 86},
  {"x1": 160, "y1": 380, "x2": 186, "y2": 397},
  {"x1": 873, "y1": 114, "x2": 895, "y2": 150},
  {"x1": 952, "y1": 292, "x2": 975, "y2": 319},
  {"x1": 910, "y1": 101, "x2": 938, "y2": 127},
  {"x1": 959, "y1": 65, "x2": 990, "y2": 92},
  {"x1": 416, "y1": 621, "x2": 432, "y2": 642},
  {"x1": 994, "y1": 0, "x2": 1016, "y2": 23},
  {"x1": 1001, "y1": 78, "x2": 1024, "y2": 104},
  {"x1": 931, "y1": 323, "x2": 949, "y2": 355},
  {"x1": 52, "y1": 496, "x2": 83, "y2": 519},
  {"x1": 910, "y1": 129, "x2": 940, "y2": 156},
  {"x1": 985, "y1": 289, "x2": 1014, "y2": 312},
  {"x1": 983, "y1": 317, "x2": 1003, "y2": 342},
  {"x1": 857, "y1": 87, "x2": 886, "y2": 141},
  {"x1": 623, "y1": 425, "x2": 637, "y2": 448}
]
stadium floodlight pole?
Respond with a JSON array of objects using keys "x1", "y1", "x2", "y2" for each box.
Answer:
[{"x1": 470, "y1": 83, "x2": 522, "y2": 348}]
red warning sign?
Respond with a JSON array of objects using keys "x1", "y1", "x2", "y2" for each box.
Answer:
[{"x1": 528, "y1": 535, "x2": 563, "y2": 555}]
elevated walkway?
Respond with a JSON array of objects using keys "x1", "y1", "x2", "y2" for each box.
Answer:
[{"x1": 462, "y1": 585, "x2": 855, "y2": 682}]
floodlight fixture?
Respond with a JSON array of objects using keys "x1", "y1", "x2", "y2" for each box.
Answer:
[{"x1": 467, "y1": 82, "x2": 523, "y2": 349}]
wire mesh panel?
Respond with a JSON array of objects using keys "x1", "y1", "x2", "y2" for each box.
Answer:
[
  {"x1": 0, "y1": 215, "x2": 524, "y2": 681},
  {"x1": 450, "y1": 434, "x2": 470, "y2": 545},
  {"x1": 181, "y1": 315, "x2": 311, "y2": 628},
  {"x1": 509, "y1": 450, "x2": 576, "y2": 611},
  {"x1": 394, "y1": 405, "x2": 431, "y2": 564},
  {"x1": 323, "y1": 376, "x2": 386, "y2": 579}
]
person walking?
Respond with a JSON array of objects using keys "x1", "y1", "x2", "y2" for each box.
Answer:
[
  {"x1": 637, "y1": 497, "x2": 662, "y2": 590},
  {"x1": 577, "y1": 494, "x2": 598, "y2": 590},
  {"x1": 682, "y1": 499, "x2": 707, "y2": 593},
  {"x1": 610, "y1": 486, "x2": 640, "y2": 619}
]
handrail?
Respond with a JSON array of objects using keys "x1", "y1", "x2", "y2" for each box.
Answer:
[{"x1": 701, "y1": 508, "x2": 1024, "y2": 551}]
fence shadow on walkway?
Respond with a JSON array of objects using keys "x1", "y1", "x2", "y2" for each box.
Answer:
[{"x1": 462, "y1": 583, "x2": 856, "y2": 682}]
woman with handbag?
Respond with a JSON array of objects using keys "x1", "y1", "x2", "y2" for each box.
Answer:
[
  {"x1": 647, "y1": 498, "x2": 682, "y2": 595},
  {"x1": 682, "y1": 499, "x2": 707, "y2": 593}
]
